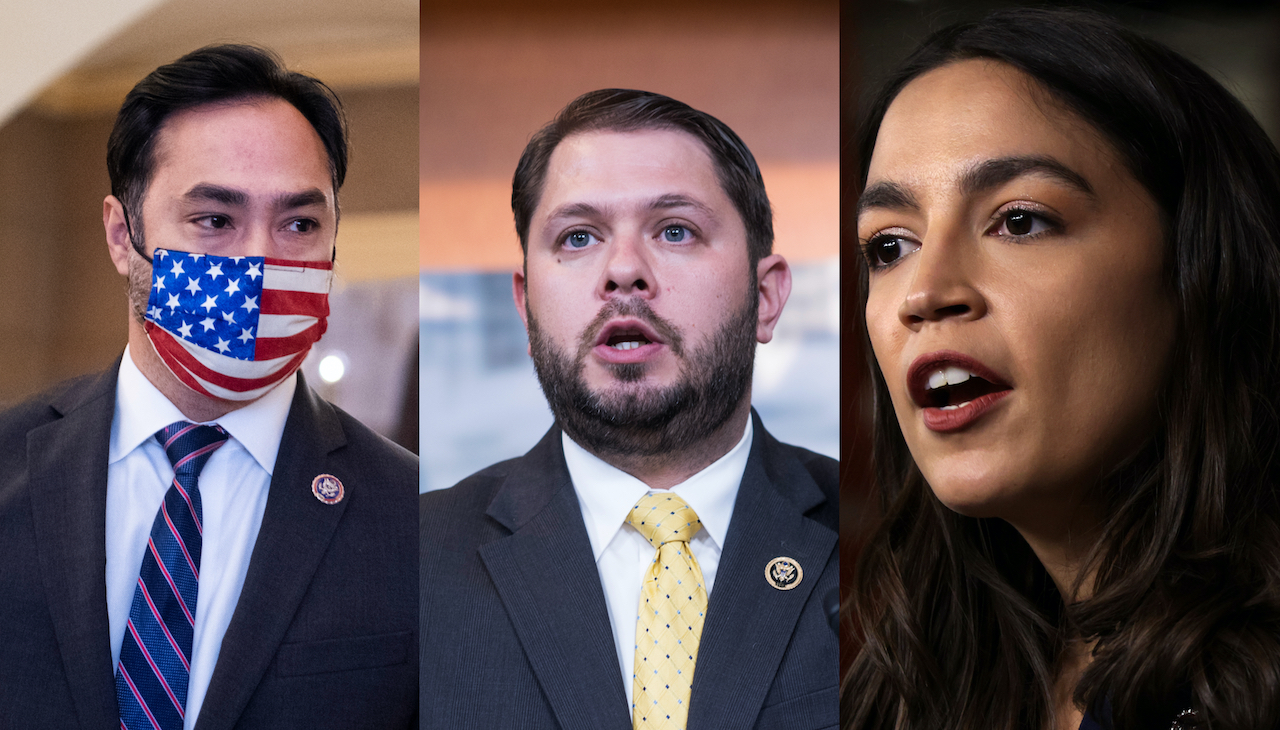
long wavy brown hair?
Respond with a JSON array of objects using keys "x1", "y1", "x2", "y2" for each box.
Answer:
[{"x1": 844, "y1": 8, "x2": 1280, "y2": 730}]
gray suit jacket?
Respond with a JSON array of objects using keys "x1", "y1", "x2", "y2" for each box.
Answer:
[
  {"x1": 0, "y1": 362, "x2": 418, "y2": 729},
  {"x1": 419, "y1": 411, "x2": 838, "y2": 729}
]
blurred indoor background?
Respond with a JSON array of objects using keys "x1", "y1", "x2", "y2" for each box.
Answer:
[
  {"x1": 420, "y1": 0, "x2": 841, "y2": 492},
  {"x1": 0, "y1": 0, "x2": 419, "y2": 449},
  {"x1": 843, "y1": 0, "x2": 1280, "y2": 670}
]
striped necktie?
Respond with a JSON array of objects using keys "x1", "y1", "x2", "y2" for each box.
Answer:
[
  {"x1": 627, "y1": 492, "x2": 708, "y2": 730},
  {"x1": 115, "y1": 422, "x2": 228, "y2": 730}
]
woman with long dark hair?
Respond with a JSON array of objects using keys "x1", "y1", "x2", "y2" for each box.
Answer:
[{"x1": 845, "y1": 8, "x2": 1280, "y2": 730}]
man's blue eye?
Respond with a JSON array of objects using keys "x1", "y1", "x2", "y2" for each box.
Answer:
[
  {"x1": 565, "y1": 231, "x2": 596, "y2": 248},
  {"x1": 662, "y1": 226, "x2": 689, "y2": 243}
]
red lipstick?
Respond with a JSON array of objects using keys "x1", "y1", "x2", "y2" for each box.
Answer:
[{"x1": 907, "y1": 350, "x2": 1012, "y2": 433}]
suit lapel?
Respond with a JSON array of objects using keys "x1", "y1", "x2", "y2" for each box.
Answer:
[
  {"x1": 27, "y1": 366, "x2": 122, "y2": 730},
  {"x1": 479, "y1": 428, "x2": 632, "y2": 730},
  {"x1": 194, "y1": 376, "x2": 348, "y2": 730},
  {"x1": 687, "y1": 414, "x2": 838, "y2": 730}
]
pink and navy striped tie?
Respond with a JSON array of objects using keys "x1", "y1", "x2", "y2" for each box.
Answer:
[{"x1": 115, "y1": 422, "x2": 228, "y2": 730}]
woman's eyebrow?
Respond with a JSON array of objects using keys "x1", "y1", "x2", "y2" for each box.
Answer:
[
  {"x1": 857, "y1": 181, "x2": 920, "y2": 217},
  {"x1": 961, "y1": 155, "x2": 1096, "y2": 198},
  {"x1": 857, "y1": 154, "x2": 1096, "y2": 219}
]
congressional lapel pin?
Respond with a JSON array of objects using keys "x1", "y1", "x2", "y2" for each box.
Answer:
[
  {"x1": 311, "y1": 474, "x2": 344, "y2": 505},
  {"x1": 765, "y1": 557, "x2": 802, "y2": 590}
]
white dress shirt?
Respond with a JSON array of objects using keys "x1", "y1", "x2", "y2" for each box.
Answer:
[
  {"x1": 564, "y1": 417, "x2": 753, "y2": 707},
  {"x1": 106, "y1": 345, "x2": 294, "y2": 729}
]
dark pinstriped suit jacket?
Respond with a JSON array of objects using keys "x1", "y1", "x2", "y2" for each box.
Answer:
[
  {"x1": 0, "y1": 362, "x2": 418, "y2": 729},
  {"x1": 419, "y1": 411, "x2": 839, "y2": 729}
]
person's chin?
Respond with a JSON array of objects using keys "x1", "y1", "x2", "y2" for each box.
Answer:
[
  {"x1": 920, "y1": 460, "x2": 1025, "y2": 519},
  {"x1": 585, "y1": 360, "x2": 675, "y2": 390}
]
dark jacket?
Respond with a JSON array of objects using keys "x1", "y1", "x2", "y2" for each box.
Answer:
[
  {"x1": 0, "y1": 362, "x2": 418, "y2": 729},
  {"x1": 419, "y1": 411, "x2": 839, "y2": 730}
]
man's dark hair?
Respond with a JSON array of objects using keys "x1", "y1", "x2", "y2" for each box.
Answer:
[
  {"x1": 511, "y1": 89, "x2": 773, "y2": 267},
  {"x1": 107, "y1": 44, "x2": 349, "y2": 229}
]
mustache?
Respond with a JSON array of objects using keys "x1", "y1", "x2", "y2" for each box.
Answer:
[{"x1": 573, "y1": 298, "x2": 684, "y2": 362}]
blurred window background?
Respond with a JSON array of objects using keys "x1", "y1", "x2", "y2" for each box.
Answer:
[
  {"x1": 421, "y1": 0, "x2": 840, "y2": 492},
  {"x1": 0, "y1": 0, "x2": 420, "y2": 451}
]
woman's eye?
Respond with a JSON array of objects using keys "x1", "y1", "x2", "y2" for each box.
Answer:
[
  {"x1": 564, "y1": 230, "x2": 600, "y2": 249},
  {"x1": 993, "y1": 209, "x2": 1053, "y2": 238},
  {"x1": 863, "y1": 234, "x2": 920, "y2": 268},
  {"x1": 661, "y1": 225, "x2": 691, "y2": 243}
]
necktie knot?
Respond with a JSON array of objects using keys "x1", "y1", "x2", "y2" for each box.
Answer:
[
  {"x1": 156, "y1": 421, "x2": 229, "y2": 479},
  {"x1": 627, "y1": 492, "x2": 701, "y2": 549}
]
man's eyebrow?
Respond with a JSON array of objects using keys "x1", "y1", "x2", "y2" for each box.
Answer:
[
  {"x1": 649, "y1": 194, "x2": 715, "y2": 217},
  {"x1": 277, "y1": 188, "x2": 329, "y2": 209},
  {"x1": 857, "y1": 181, "x2": 920, "y2": 217},
  {"x1": 184, "y1": 183, "x2": 247, "y2": 206},
  {"x1": 545, "y1": 201, "x2": 607, "y2": 223},
  {"x1": 960, "y1": 155, "x2": 1095, "y2": 199},
  {"x1": 181, "y1": 185, "x2": 330, "y2": 210},
  {"x1": 546, "y1": 195, "x2": 716, "y2": 223}
]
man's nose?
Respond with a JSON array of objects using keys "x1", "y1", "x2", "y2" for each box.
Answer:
[{"x1": 599, "y1": 229, "x2": 656, "y2": 299}]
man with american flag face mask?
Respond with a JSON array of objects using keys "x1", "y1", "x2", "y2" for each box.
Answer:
[{"x1": 0, "y1": 45, "x2": 417, "y2": 728}]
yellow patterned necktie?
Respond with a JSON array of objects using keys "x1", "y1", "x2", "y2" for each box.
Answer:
[{"x1": 627, "y1": 492, "x2": 708, "y2": 730}]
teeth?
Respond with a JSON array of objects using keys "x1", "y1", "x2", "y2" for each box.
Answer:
[
  {"x1": 612, "y1": 341, "x2": 642, "y2": 351},
  {"x1": 944, "y1": 366, "x2": 971, "y2": 386},
  {"x1": 925, "y1": 366, "x2": 974, "y2": 390},
  {"x1": 940, "y1": 401, "x2": 973, "y2": 411}
]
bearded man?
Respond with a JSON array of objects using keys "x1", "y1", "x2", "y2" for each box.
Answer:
[{"x1": 419, "y1": 89, "x2": 838, "y2": 730}]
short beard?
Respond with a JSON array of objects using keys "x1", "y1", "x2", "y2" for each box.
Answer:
[
  {"x1": 527, "y1": 290, "x2": 758, "y2": 460},
  {"x1": 126, "y1": 232, "x2": 152, "y2": 326}
]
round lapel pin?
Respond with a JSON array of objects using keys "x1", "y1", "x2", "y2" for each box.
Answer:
[
  {"x1": 765, "y1": 557, "x2": 802, "y2": 590},
  {"x1": 311, "y1": 474, "x2": 344, "y2": 504}
]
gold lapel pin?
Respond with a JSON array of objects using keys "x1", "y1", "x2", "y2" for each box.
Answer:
[
  {"x1": 765, "y1": 556, "x2": 802, "y2": 590},
  {"x1": 311, "y1": 474, "x2": 344, "y2": 504}
]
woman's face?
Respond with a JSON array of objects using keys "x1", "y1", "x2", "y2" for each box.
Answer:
[{"x1": 861, "y1": 59, "x2": 1176, "y2": 527}]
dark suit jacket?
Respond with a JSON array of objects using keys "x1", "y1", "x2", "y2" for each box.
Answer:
[
  {"x1": 419, "y1": 412, "x2": 838, "y2": 729},
  {"x1": 0, "y1": 362, "x2": 417, "y2": 729}
]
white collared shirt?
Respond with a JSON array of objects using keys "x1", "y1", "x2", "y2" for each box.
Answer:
[
  {"x1": 564, "y1": 417, "x2": 753, "y2": 707},
  {"x1": 106, "y1": 345, "x2": 294, "y2": 729}
]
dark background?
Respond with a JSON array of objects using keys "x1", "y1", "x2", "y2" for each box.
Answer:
[{"x1": 840, "y1": 0, "x2": 1280, "y2": 673}]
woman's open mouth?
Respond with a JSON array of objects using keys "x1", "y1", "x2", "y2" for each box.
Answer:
[{"x1": 908, "y1": 352, "x2": 1013, "y2": 432}]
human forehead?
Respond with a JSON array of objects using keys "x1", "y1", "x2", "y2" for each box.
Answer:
[
  {"x1": 533, "y1": 127, "x2": 734, "y2": 223},
  {"x1": 867, "y1": 59, "x2": 1120, "y2": 197},
  {"x1": 148, "y1": 97, "x2": 332, "y2": 193}
]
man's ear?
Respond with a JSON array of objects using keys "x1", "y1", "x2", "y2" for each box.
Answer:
[
  {"x1": 755, "y1": 253, "x2": 792, "y2": 344},
  {"x1": 513, "y1": 267, "x2": 531, "y2": 356},
  {"x1": 104, "y1": 195, "x2": 134, "y2": 277}
]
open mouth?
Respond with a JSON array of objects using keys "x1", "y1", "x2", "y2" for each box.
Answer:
[
  {"x1": 921, "y1": 365, "x2": 1009, "y2": 410},
  {"x1": 595, "y1": 318, "x2": 664, "y2": 350},
  {"x1": 588, "y1": 316, "x2": 669, "y2": 364},
  {"x1": 605, "y1": 329, "x2": 653, "y2": 351},
  {"x1": 906, "y1": 351, "x2": 1013, "y2": 431}
]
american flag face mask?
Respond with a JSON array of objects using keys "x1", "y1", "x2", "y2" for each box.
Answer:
[{"x1": 143, "y1": 248, "x2": 332, "y2": 401}]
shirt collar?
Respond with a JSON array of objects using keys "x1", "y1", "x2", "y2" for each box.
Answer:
[
  {"x1": 109, "y1": 344, "x2": 297, "y2": 474},
  {"x1": 564, "y1": 417, "x2": 753, "y2": 562}
]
